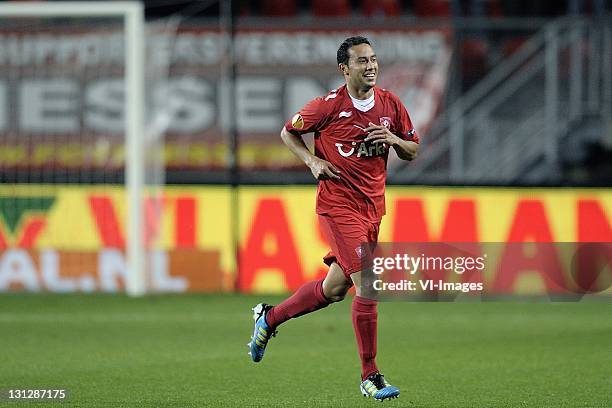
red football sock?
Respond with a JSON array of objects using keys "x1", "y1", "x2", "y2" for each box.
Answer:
[
  {"x1": 352, "y1": 295, "x2": 379, "y2": 380},
  {"x1": 265, "y1": 279, "x2": 330, "y2": 329}
]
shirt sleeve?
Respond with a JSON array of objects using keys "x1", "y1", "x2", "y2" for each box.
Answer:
[
  {"x1": 284, "y1": 97, "x2": 327, "y2": 135},
  {"x1": 394, "y1": 95, "x2": 420, "y2": 144}
]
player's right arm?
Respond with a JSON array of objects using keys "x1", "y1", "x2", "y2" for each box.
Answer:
[
  {"x1": 281, "y1": 94, "x2": 341, "y2": 180},
  {"x1": 280, "y1": 127, "x2": 341, "y2": 180}
]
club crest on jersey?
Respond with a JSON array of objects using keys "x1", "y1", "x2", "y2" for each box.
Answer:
[
  {"x1": 338, "y1": 111, "x2": 352, "y2": 118},
  {"x1": 379, "y1": 117, "x2": 392, "y2": 129},
  {"x1": 291, "y1": 113, "x2": 304, "y2": 129}
]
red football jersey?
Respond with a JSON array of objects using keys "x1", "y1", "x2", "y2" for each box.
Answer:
[{"x1": 284, "y1": 85, "x2": 419, "y2": 221}]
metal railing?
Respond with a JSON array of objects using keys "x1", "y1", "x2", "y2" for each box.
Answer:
[{"x1": 390, "y1": 17, "x2": 612, "y2": 185}]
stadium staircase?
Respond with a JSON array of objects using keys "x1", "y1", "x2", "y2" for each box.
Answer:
[{"x1": 390, "y1": 17, "x2": 612, "y2": 185}]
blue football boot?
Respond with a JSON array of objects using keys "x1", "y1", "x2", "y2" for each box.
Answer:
[
  {"x1": 248, "y1": 303, "x2": 277, "y2": 362},
  {"x1": 360, "y1": 372, "x2": 400, "y2": 401}
]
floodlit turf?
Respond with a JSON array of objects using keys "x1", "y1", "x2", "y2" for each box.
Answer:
[{"x1": 0, "y1": 294, "x2": 610, "y2": 407}]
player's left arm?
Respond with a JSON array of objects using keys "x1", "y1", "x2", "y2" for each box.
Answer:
[{"x1": 364, "y1": 122, "x2": 418, "y2": 161}]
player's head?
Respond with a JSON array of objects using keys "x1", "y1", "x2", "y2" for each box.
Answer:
[{"x1": 337, "y1": 36, "x2": 378, "y2": 92}]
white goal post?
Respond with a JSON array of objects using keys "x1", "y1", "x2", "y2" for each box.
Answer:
[{"x1": 0, "y1": 2, "x2": 146, "y2": 296}]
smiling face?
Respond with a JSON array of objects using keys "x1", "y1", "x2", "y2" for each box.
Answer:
[{"x1": 340, "y1": 43, "x2": 378, "y2": 97}]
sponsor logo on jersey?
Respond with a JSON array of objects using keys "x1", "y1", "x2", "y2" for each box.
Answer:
[
  {"x1": 291, "y1": 114, "x2": 304, "y2": 130},
  {"x1": 379, "y1": 117, "x2": 392, "y2": 129},
  {"x1": 335, "y1": 142, "x2": 356, "y2": 157},
  {"x1": 338, "y1": 111, "x2": 353, "y2": 118},
  {"x1": 335, "y1": 141, "x2": 385, "y2": 158}
]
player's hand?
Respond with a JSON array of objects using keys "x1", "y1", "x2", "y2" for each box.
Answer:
[
  {"x1": 364, "y1": 122, "x2": 400, "y2": 145},
  {"x1": 307, "y1": 157, "x2": 341, "y2": 180}
]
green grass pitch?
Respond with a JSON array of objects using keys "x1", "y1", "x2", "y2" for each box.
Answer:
[{"x1": 0, "y1": 294, "x2": 610, "y2": 407}]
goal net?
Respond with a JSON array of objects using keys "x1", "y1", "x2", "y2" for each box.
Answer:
[{"x1": 0, "y1": 2, "x2": 158, "y2": 296}]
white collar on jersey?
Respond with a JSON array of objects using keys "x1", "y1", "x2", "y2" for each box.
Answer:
[{"x1": 349, "y1": 90, "x2": 375, "y2": 112}]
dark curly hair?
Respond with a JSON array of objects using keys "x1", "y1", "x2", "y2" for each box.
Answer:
[{"x1": 337, "y1": 36, "x2": 372, "y2": 66}]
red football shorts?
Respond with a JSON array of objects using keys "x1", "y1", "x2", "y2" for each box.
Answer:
[{"x1": 318, "y1": 213, "x2": 381, "y2": 279}]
